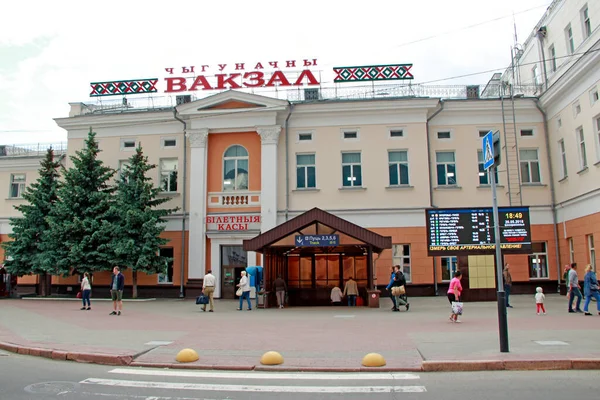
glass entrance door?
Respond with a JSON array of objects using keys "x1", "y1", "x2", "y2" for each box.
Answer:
[{"x1": 221, "y1": 245, "x2": 247, "y2": 299}]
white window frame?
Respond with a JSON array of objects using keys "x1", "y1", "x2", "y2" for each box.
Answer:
[
  {"x1": 297, "y1": 131, "x2": 313, "y2": 143},
  {"x1": 222, "y1": 145, "x2": 249, "y2": 192},
  {"x1": 341, "y1": 151, "x2": 362, "y2": 187},
  {"x1": 157, "y1": 247, "x2": 174, "y2": 284},
  {"x1": 389, "y1": 128, "x2": 405, "y2": 139},
  {"x1": 529, "y1": 242, "x2": 549, "y2": 279},
  {"x1": 565, "y1": 24, "x2": 575, "y2": 54},
  {"x1": 581, "y1": 4, "x2": 591, "y2": 39},
  {"x1": 532, "y1": 65, "x2": 541, "y2": 86},
  {"x1": 519, "y1": 148, "x2": 542, "y2": 184},
  {"x1": 589, "y1": 87, "x2": 599, "y2": 106},
  {"x1": 161, "y1": 137, "x2": 178, "y2": 149},
  {"x1": 477, "y1": 149, "x2": 498, "y2": 185},
  {"x1": 557, "y1": 117, "x2": 562, "y2": 129},
  {"x1": 595, "y1": 115, "x2": 600, "y2": 162},
  {"x1": 159, "y1": 158, "x2": 178, "y2": 193},
  {"x1": 478, "y1": 129, "x2": 493, "y2": 138},
  {"x1": 120, "y1": 138, "x2": 137, "y2": 151},
  {"x1": 569, "y1": 238, "x2": 575, "y2": 264},
  {"x1": 576, "y1": 126, "x2": 588, "y2": 170},
  {"x1": 296, "y1": 153, "x2": 316, "y2": 189},
  {"x1": 341, "y1": 129, "x2": 360, "y2": 141},
  {"x1": 388, "y1": 150, "x2": 409, "y2": 186},
  {"x1": 573, "y1": 101, "x2": 581, "y2": 118},
  {"x1": 588, "y1": 234, "x2": 596, "y2": 271},
  {"x1": 520, "y1": 129, "x2": 535, "y2": 137},
  {"x1": 9, "y1": 174, "x2": 26, "y2": 198},
  {"x1": 440, "y1": 256, "x2": 458, "y2": 282},
  {"x1": 549, "y1": 45, "x2": 557, "y2": 73},
  {"x1": 392, "y1": 244, "x2": 412, "y2": 283},
  {"x1": 436, "y1": 130, "x2": 452, "y2": 140},
  {"x1": 558, "y1": 139, "x2": 568, "y2": 179},
  {"x1": 436, "y1": 151, "x2": 457, "y2": 186}
]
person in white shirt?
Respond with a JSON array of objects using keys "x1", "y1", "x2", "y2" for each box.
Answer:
[
  {"x1": 330, "y1": 286, "x2": 343, "y2": 306},
  {"x1": 535, "y1": 287, "x2": 546, "y2": 315},
  {"x1": 202, "y1": 270, "x2": 216, "y2": 312},
  {"x1": 237, "y1": 270, "x2": 251, "y2": 311},
  {"x1": 80, "y1": 272, "x2": 92, "y2": 311}
]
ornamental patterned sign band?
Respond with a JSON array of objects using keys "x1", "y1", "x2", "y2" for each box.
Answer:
[
  {"x1": 90, "y1": 79, "x2": 158, "y2": 97},
  {"x1": 333, "y1": 64, "x2": 413, "y2": 83}
]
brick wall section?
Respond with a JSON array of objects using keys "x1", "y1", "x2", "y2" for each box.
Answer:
[{"x1": 559, "y1": 210, "x2": 600, "y2": 269}]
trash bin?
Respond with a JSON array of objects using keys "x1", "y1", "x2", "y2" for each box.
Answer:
[
  {"x1": 257, "y1": 291, "x2": 270, "y2": 309},
  {"x1": 367, "y1": 289, "x2": 381, "y2": 308}
]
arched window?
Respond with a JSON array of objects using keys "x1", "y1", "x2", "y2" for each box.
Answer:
[{"x1": 223, "y1": 145, "x2": 249, "y2": 191}]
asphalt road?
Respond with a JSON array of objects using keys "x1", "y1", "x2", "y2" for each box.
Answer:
[{"x1": 2, "y1": 352, "x2": 600, "y2": 400}]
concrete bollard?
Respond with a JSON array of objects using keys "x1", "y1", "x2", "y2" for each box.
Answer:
[
  {"x1": 361, "y1": 353, "x2": 386, "y2": 367},
  {"x1": 260, "y1": 351, "x2": 284, "y2": 365},
  {"x1": 175, "y1": 348, "x2": 199, "y2": 363}
]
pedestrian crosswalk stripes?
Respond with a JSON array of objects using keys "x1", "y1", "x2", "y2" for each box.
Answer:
[{"x1": 108, "y1": 367, "x2": 421, "y2": 381}]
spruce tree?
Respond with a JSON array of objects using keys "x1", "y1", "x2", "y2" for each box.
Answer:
[
  {"x1": 2, "y1": 148, "x2": 61, "y2": 296},
  {"x1": 108, "y1": 145, "x2": 178, "y2": 298},
  {"x1": 43, "y1": 128, "x2": 116, "y2": 276}
]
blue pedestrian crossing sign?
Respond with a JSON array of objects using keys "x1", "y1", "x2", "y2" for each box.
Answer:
[{"x1": 482, "y1": 130, "x2": 494, "y2": 170}]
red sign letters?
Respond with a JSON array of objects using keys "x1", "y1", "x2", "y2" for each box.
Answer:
[{"x1": 206, "y1": 215, "x2": 261, "y2": 231}]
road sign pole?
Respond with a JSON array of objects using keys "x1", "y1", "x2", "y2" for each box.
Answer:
[{"x1": 490, "y1": 166, "x2": 509, "y2": 353}]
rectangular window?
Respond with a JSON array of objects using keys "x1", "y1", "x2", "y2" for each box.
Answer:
[
  {"x1": 520, "y1": 129, "x2": 534, "y2": 137},
  {"x1": 341, "y1": 152, "x2": 362, "y2": 187},
  {"x1": 574, "y1": 101, "x2": 581, "y2": 117},
  {"x1": 388, "y1": 150, "x2": 409, "y2": 186},
  {"x1": 437, "y1": 131, "x2": 451, "y2": 139},
  {"x1": 390, "y1": 129, "x2": 404, "y2": 138},
  {"x1": 529, "y1": 242, "x2": 548, "y2": 279},
  {"x1": 549, "y1": 45, "x2": 557, "y2": 72},
  {"x1": 590, "y1": 87, "x2": 599, "y2": 105},
  {"x1": 120, "y1": 139, "x2": 136, "y2": 150},
  {"x1": 296, "y1": 154, "x2": 316, "y2": 189},
  {"x1": 436, "y1": 151, "x2": 457, "y2": 186},
  {"x1": 477, "y1": 150, "x2": 498, "y2": 185},
  {"x1": 519, "y1": 149, "x2": 541, "y2": 183},
  {"x1": 568, "y1": 238, "x2": 575, "y2": 263},
  {"x1": 595, "y1": 116, "x2": 600, "y2": 161},
  {"x1": 162, "y1": 138, "x2": 177, "y2": 148},
  {"x1": 392, "y1": 244, "x2": 412, "y2": 283},
  {"x1": 559, "y1": 139, "x2": 568, "y2": 178},
  {"x1": 588, "y1": 234, "x2": 596, "y2": 271},
  {"x1": 576, "y1": 127, "x2": 587, "y2": 169},
  {"x1": 532, "y1": 65, "x2": 540, "y2": 86},
  {"x1": 298, "y1": 132, "x2": 313, "y2": 142},
  {"x1": 343, "y1": 130, "x2": 358, "y2": 140},
  {"x1": 479, "y1": 130, "x2": 491, "y2": 138},
  {"x1": 582, "y1": 5, "x2": 591, "y2": 38},
  {"x1": 565, "y1": 24, "x2": 575, "y2": 54},
  {"x1": 9, "y1": 174, "x2": 26, "y2": 198},
  {"x1": 157, "y1": 247, "x2": 174, "y2": 284},
  {"x1": 441, "y1": 256, "x2": 458, "y2": 281},
  {"x1": 159, "y1": 158, "x2": 178, "y2": 192}
]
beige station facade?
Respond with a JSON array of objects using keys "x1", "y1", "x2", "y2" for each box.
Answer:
[{"x1": 0, "y1": 0, "x2": 598, "y2": 301}]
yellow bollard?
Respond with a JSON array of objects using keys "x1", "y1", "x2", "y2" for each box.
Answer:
[
  {"x1": 260, "y1": 351, "x2": 284, "y2": 365},
  {"x1": 175, "y1": 348, "x2": 199, "y2": 363},
  {"x1": 361, "y1": 353, "x2": 386, "y2": 367}
]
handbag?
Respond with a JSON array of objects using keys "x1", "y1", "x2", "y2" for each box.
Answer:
[
  {"x1": 391, "y1": 285, "x2": 406, "y2": 296},
  {"x1": 76, "y1": 291, "x2": 82, "y2": 299},
  {"x1": 236, "y1": 287, "x2": 243, "y2": 296},
  {"x1": 451, "y1": 301, "x2": 464, "y2": 315},
  {"x1": 196, "y1": 294, "x2": 209, "y2": 305}
]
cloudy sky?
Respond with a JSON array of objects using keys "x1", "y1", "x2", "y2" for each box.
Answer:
[{"x1": 0, "y1": 0, "x2": 550, "y2": 145}]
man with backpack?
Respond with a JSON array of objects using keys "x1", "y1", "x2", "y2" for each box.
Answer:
[{"x1": 392, "y1": 265, "x2": 410, "y2": 312}]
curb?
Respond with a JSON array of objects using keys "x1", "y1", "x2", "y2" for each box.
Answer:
[{"x1": 2, "y1": 341, "x2": 600, "y2": 372}]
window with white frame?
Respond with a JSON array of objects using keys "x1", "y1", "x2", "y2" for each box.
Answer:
[
  {"x1": 388, "y1": 150, "x2": 409, "y2": 186},
  {"x1": 296, "y1": 154, "x2": 316, "y2": 189},
  {"x1": 532, "y1": 65, "x2": 541, "y2": 86},
  {"x1": 223, "y1": 145, "x2": 249, "y2": 191},
  {"x1": 9, "y1": 174, "x2": 26, "y2": 198},
  {"x1": 576, "y1": 127, "x2": 587, "y2": 169},
  {"x1": 161, "y1": 138, "x2": 177, "y2": 148},
  {"x1": 477, "y1": 150, "x2": 498, "y2": 185},
  {"x1": 341, "y1": 152, "x2": 362, "y2": 187},
  {"x1": 573, "y1": 101, "x2": 581, "y2": 117},
  {"x1": 565, "y1": 24, "x2": 575, "y2": 54},
  {"x1": 558, "y1": 139, "x2": 568, "y2": 179},
  {"x1": 441, "y1": 256, "x2": 458, "y2": 281},
  {"x1": 529, "y1": 242, "x2": 548, "y2": 279},
  {"x1": 437, "y1": 131, "x2": 451, "y2": 140},
  {"x1": 392, "y1": 244, "x2": 412, "y2": 283},
  {"x1": 436, "y1": 151, "x2": 457, "y2": 185},
  {"x1": 520, "y1": 129, "x2": 534, "y2": 137},
  {"x1": 479, "y1": 130, "x2": 491, "y2": 138},
  {"x1": 569, "y1": 238, "x2": 575, "y2": 264},
  {"x1": 549, "y1": 45, "x2": 557, "y2": 72},
  {"x1": 389, "y1": 129, "x2": 404, "y2": 138},
  {"x1": 557, "y1": 117, "x2": 562, "y2": 128},
  {"x1": 590, "y1": 87, "x2": 599, "y2": 106},
  {"x1": 157, "y1": 247, "x2": 174, "y2": 284},
  {"x1": 342, "y1": 130, "x2": 359, "y2": 140},
  {"x1": 582, "y1": 5, "x2": 591, "y2": 39},
  {"x1": 595, "y1": 116, "x2": 600, "y2": 160},
  {"x1": 159, "y1": 158, "x2": 178, "y2": 193},
  {"x1": 588, "y1": 234, "x2": 596, "y2": 271},
  {"x1": 297, "y1": 132, "x2": 313, "y2": 142},
  {"x1": 120, "y1": 138, "x2": 137, "y2": 151},
  {"x1": 520, "y1": 149, "x2": 541, "y2": 183}
]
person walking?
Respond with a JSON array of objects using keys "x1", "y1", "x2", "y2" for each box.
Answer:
[
  {"x1": 392, "y1": 266, "x2": 409, "y2": 311},
  {"x1": 386, "y1": 266, "x2": 397, "y2": 311},
  {"x1": 582, "y1": 264, "x2": 600, "y2": 316},
  {"x1": 330, "y1": 286, "x2": 343, "y2": 305},
  {"x1": 503, "y1": 264, "x2": 513, "y2": 308},
  {"x1": 273, "y1": 275, "x2": 287, "y2": 309},
  {"x1": 568, "y1": 263, "x2": 583, "y2": 313},
  {"x1": 237, "y1": 270, "x2": 252, "y2": 311},
  {"x1": 343, "y1": 277, "x2": 359, "y2": 307},
  {"x1": 447, "y1": 270, "x2": 463, "y2": 323},
  {"x1": 110, "y1": 266, "x2": 125, "y2": 316},
  {"x1": 80, "y1": 272, "x2": 92, "y2": 311},
  {"x1": 535, "y1": 287, "x2": 546, "y2": 315},
  {"x1": 202, "y1": 269, "x2": 216, "y2": 312}
]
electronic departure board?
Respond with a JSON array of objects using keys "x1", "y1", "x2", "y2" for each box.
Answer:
[{"x1": 426, "y1": 207, "x2": 531, "y2": 255}]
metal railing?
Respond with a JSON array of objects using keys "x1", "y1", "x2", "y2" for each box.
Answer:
[{"x1": 0, "y1": 142, "x2": 68, "y2": 157}]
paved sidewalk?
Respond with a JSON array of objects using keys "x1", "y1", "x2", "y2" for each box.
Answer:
[{"x1": 1, "y1": 294, "x2": 599, "y2": 372}]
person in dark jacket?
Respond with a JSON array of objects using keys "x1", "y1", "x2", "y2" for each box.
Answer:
[
  {"x1": 273, "y1": 275, "x2": 287, "y2": 309},
  {"x1": 110, "y1": 266, "x2": 125, "y2": 316},
  {"x1": 386, "y1": 266, "x2": 397, "y2": 310},
  {"x1": 392, "y1": 266, "x2": 410, "y2": 311}
]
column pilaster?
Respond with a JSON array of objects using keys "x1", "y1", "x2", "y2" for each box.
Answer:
[{"x1": 257, "y1": 125, "x2": 281, "y2": 233}]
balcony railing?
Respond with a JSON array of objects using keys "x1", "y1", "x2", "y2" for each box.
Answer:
[
  {"x1": 208, "y1": 191, "x2": 261, "y2": 207},
  {"x1": 0, "y1": 143, "x2": 67, "y2": 158}
]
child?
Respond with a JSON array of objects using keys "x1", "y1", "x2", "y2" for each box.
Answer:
[{"x1": 535, "y1": 287, "x2": 546, "y2": 315}]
